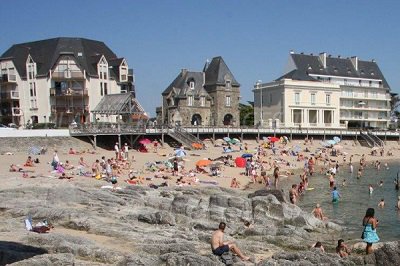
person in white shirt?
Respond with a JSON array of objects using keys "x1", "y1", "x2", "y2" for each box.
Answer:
[
  {"x1": 114, "y1": 143, "x2": 119, "y2": 159},
  {"x1": 124, "y1": 143, "x2": 129, "y2": 160}
]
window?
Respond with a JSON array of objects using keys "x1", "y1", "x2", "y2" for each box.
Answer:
[
  {"x1": 104, "y1": 83, "x2": 108, "y2": 95},
  {"x1": 100, "y1": 83, "x2": 104, "y2": 96},
  {"x1": 200, "y1": 96, "x2": 205, "y2": 107},
  {"x1": 225, "y1": 96, "x2": 231, "y2": 107},
  {"x1": 226, "y1": 80, "x2": 231, "y2": 90},
  {"x1": 29, "y1": 82, "x2": 36, "y2": 97},
  {"x1": 326, "y1": 94, "x2": 331, "y2": 106},
  {"x1": 294, "y1": 92, "x2": 300, "y2": 105},
  {"x1": 30, "y1": 98, "x2": 38, "y2": 109},
  {"x1": 311, "y1": 93, "x2": 316, "y2": 105},
  {"x1": 189, "y1": 81, "x2": 195, "y2": 89},
  {"x1": 211, "y1": 97, "x2": 214, "y2": 106},
  {"x1": 188, "y1": 95, "x2": 193, "y2": 106}
]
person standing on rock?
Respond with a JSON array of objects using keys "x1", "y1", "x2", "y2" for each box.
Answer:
[
  {"x1": 312, "y1": 204, "x2": 328, "y2": 221},
  {"x1": 362, "y1": 208, "x2": 380, "y2": 254},
  {"x1": 273, "y1": 167, "x2": 280, "y2": 188},
  {"x1": 289, "y1": 184, "x2": 298, "y2": 204},
  {"x1": 211, "y1": 222, "x2": 250, "y2": 261}
]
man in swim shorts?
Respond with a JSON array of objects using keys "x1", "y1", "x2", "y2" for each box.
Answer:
[{"x1": 211, "y1": 222, "x2": 250, "y2": 261}]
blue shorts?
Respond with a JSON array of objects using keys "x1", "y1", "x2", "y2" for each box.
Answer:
[{"x1": 213, "y1": 245, "x2": 229, "y2": 256}]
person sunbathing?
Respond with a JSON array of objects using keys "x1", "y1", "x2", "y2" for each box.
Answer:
[
  {"x1": 64, "y1": 160, "x2": 74, "y2": 170},
  {"x1": 78, "y1": 157, "x2": 89, "y2": 168},
  {"x1": 24, "y1": 156, "x2": 34, "y2": 167},
  {"x1": 68, "y1": 147, "x2": 78, "y2": 154},
  {"x1": 59, "y1": 173, "x2": 73, "y2": 179},
  {"x1": 230, "y1": 177, "x2": 240, "y2": 188},
  {"x1": 10, "y1": 164, "x2": 23, "y2": 172}
]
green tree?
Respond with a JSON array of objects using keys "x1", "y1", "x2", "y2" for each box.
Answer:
[{"x1": 239, "y1": 102, "x2": 254, "y2": 126}]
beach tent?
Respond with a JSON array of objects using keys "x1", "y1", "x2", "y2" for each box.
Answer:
[
  {"x1": 235, "y1": 157, "x2": 246, "y2": 168},
  {"x1": 174, "y1": 148, "x2": 187, "y2": 157},
  {"x1": 139, "y1": 138, "x2": 152, "y2": 145},
  {"x1": 196, "y1": 159, "x2": 211, "y2": 167},
  {"x1": 231, "y1": 138, "x2": 240, "y2": 144},
  {"x1": 333, "y1": 136, "x2": 341, "y2": 143},
  {"x1": 268, "y1": 137, "x2": 280, "y2": 142},
  {"x1": 223, "y1": 137, "x2": 232, "y2": 143}
]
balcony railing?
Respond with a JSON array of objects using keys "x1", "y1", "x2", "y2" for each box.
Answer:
[
  {"x1": 12, "y1": 107, "x2": 22, "y2": 116},
  {"x1": 52, "y1": 70, "x2": 85, "y2": 79},
  {"x1": 50, "y1": 88, "x2": 88, "y2": 97},
  {"x1": 51, "y1": 105, "x2": 89, "y2": 113}
]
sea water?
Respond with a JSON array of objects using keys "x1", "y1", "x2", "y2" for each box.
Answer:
[{"x1": 297, "y1": 161, "x2": 400, "y2": 241}]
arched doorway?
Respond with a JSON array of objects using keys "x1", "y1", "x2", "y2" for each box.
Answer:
[
  {"x1": 223, "y1": 114, "x2": 233, "y2": 126},
  {"x1": 191, "y1": 114, "x2": 202, "y2": 126}
]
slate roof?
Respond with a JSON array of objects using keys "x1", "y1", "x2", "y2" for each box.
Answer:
[
  {"x1": 0, "y1": 37, "x2": 125, "y2": 79},
  {"x1": 277, "y1": 53, "x2": 390, "y2": 89},
  {"x1": 162, "y1": 70, "x2": 206, "y2": 97},
  {"x1": 162, "y1": 56, "x2": 239, "y2": 98},
  {"x1": 92, "y1": 93, "x2": 145, "y2": 115},
  {"x1": 204, "y1": 56, "x2": 240, "y2": 86}
]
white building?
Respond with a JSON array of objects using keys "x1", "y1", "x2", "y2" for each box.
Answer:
[
  {"x1": 254, "y1": 52, "x2": 392, "y2": 130},
  {"x1": 0, "y1": 37, "x2": 135, "y2": 127}
]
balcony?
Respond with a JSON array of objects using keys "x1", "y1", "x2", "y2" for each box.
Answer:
[
  {"x1": 0, "y1": 73, "x2": 17, "y2": 83},
  {"x1": 0, "y1": 91, "x2": 19, "y2": 100},
  {"x1": 51, "y1": 105, "x2": 89, "y2": 114},
  {"x1": 52, "y1": 70, "x2": 85, "y2": 80},
  {"x1": 12, "y1": 107, "x2": 22, "y2": 116},
  {"x1": 50, "y1": 88, "x2": 88, "y2": 97}
]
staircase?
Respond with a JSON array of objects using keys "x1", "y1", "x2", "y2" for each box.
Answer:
[
  {"x1": 167, "y1": 126, "x2": 205, "y2": 150},
  {"x1": 359, "y1": 131, "x2": 383, "y2": 148},
  {"x1": 367, "y1": 131, "x2": 384, "y2": 147}
]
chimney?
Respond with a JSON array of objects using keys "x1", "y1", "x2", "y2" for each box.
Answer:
[
  {"x1": 181, "y1": 68, "x2": 187, "y2": 75},
  {"x1": 289, "y1": 50, "x2": 294, "y2": 54},
  {"x1": 350, "y1": 56, "x2": 358, "y2": 71},
  {"x1": 319, "y1": 52, "x2": 327, "y2": 68}
]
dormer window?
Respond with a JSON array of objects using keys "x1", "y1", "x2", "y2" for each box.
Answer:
[
  {"x1": 189, "y1": 81, "x2": 195, "y2": 89},
  {"x1": 120, "y1": 60, "x2": 128, "y2": 82},
  {"x1": 226, "y1": 80, "x2": 231, "y2": 90}
]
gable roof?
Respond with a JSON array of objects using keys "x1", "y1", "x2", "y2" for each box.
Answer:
[
  {"x1": 92, "y1": 93, "x2": 145, "y2": 115},
  {"x1": 162, "y1": 70, "x2": 206, "y2": 97},
  {"x1": 277, "y1": 53, "x2": 390, "y2": 89},
  {"x1": 204, "y1": 56, "x2": 240, "y2": 86},
  {"x1": 0, "y1": 37, "x2": 122, "y2": 79}
]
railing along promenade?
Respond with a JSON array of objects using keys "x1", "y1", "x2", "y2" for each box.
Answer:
[{"x1": 69, "y1": 123, "x2": 400, "y2": 140}]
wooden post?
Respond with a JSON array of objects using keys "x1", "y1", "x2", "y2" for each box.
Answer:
[
  {"x1": 241, "y1": 127, "x2": 243, "y2": 142},
  {"x1": 227, "y1": 126, "x2": 230, "y2": 138},
  {"x1": 93, "y1": 135, "x2": 97, "y2": 150},
  {"x1": 340, "y1": 130, "x2": 343, "y2": 140},
  {"x1": 212, "y1": 127, "x2": 215, "y2": 142},
  {"x1": 323, "y1": 128, "x2": 326, "y2": 141},
  {"x1": 118, "y1": 135, "x2": 121, "y2": 149},
  {"x1": 161, "y1": 125, "x2": 165, "y2": 144},
  {"x1": 257, "y1": 127, "x2": 260, "y2": 140},
  {"x1": 290, "y1": 127, "x2": 292, "y2": 141},
  {"x1": 197, "y1": 125, "x2": 199, "y2": 139},
  {"x1": 306, "y1": 128, "x2": 308, "y2": 139}
]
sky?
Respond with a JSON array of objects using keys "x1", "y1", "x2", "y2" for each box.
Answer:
[{"x1": 1, "y1": 0, "x2": 400, "y2": 116}]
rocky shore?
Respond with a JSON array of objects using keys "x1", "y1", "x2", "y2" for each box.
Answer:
[{"x1": 1, "y1": 183, "x2": 398, "y2": 265}]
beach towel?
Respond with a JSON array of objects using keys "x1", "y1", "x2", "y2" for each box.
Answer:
[{"x1": 199, "y1": 180, "x2": 219, "y2": 185}]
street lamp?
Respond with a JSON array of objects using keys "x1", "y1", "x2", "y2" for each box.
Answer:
[{"x1": 255, "y1": 80, "x2": 263, "y2": 127}]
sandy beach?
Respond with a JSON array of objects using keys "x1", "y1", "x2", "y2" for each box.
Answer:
[{"x1": 1, "y1": 137, "x2": 399, "y2": 192}]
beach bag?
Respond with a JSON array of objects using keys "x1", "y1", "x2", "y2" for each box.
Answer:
[{"x1": 220, "y1": 252, "x2": 233, "y2": 265}]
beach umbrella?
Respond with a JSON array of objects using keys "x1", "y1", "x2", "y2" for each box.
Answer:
[
  {"x1": 333, "y1": 136, "x2": 341, "y2": 143},
  {"x1": 326, "y1": 140, "x2": 336, "y2": 145},
  {"x1": 235, "y1": 157, "x2": 246, "y2": 168},
  {"x1": 223, "y1": 137, "x2": 232, "y2": 143},
  {"x1": 232, "y1": 138, "x2": 240, "y2": 144},
  {"x1": 139, "y1": 138, "x2": 152, "y2": 145},
  {"x1": 241, "y1": 153, "x2": 253, "y2": 158},
  {"x1": 268, "y1": 136, "x2": 280, "y2": 142},
  {"x1": 196, "y1": 159, "x2": 211, "y2": 167}
]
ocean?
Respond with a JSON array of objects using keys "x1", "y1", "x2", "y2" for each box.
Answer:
[{"x1": 297, "y1": 160, "x2": 400, "y2": 241}]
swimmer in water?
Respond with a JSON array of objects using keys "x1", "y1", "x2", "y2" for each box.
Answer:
[
  {"x1": 331, "y1": 186, "x2": 341, "y2": 203},
  {"x1": 369, "y1": 184, "x2": 374, "y2": 194},
  {"x1": 342, "y1": 179, "x2": 346, "y2": 187},
  {"x1": 357, "y1": 168, "x2": 362, "y2": 179},
  {"x1": 379, "y1": 180, "x2": 383, "y2": 187},
  {"x1": 395, "y1": 172, "x2": 399, "y2": 191},
  {"x1": 378, "y1": 198, "x2": 385, "y2": 208}
]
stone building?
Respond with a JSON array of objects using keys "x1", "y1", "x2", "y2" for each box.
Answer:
[{"x1": 158, "y1": 56, "x2": 240, "y2": 127}]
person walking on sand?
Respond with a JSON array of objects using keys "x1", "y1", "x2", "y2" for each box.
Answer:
[
  {"x1": 123, "y1": 143, "x2": 129, "y2": 160},
  {"x1": 362, "y1": 208, "x2": 380, "y2": 254},
  {"x1": 211, "y1": 222, "x2": 250, "y2": 261},
  {"x1": 114, "y1": 142, "x2": 119, "y2": 159}
]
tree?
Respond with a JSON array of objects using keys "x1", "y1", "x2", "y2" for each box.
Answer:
[{"x1": 239, "y1": 102, "x2": 254, "y2": 126}]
